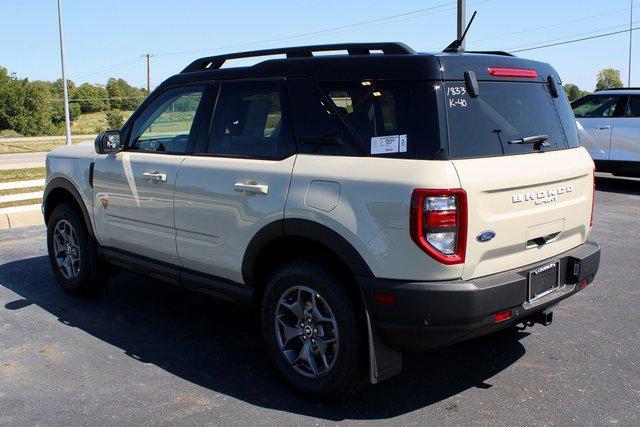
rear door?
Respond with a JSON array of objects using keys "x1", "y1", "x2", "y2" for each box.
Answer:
[
  {"x1": 174, "y1": 79, "x2": 296, "y2": 284},
  {"x1": 610, "y1": 95, "x2": 640, "y2": 165},
  {"x1": 443, "y1": 78, "x2": 594, "y2": 280},
  {"x1": 572, "y1": 94, "x2": 625, "y2": 161}
]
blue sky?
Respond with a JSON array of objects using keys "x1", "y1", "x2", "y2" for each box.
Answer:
[{"x1": 1, "y1": 0, "x2": 637, "y2": 91}]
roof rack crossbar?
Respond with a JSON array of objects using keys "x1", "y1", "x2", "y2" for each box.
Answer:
[{"x1": 181, "y1": 42, "x2": 416, "y2": 73}]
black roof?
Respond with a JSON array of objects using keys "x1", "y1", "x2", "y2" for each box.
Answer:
[{"x1": 162, "y1": 42, "x2": 560, "y2": 87}]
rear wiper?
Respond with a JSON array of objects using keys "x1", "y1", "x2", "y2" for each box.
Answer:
[{"x1": 507, "y1": 134, "x2": 550, "y2": 150}]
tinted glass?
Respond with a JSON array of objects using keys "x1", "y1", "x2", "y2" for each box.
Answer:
[
  {"x1": 445, "y1": 82, "x2": 578, "y2": 159},
  {"x1": 625, "y1": 96, "x2": 640, "y2": 117},
  {"x1": 572, "y1": 95, "x2": 620, "y2": 118},
  {"x1": 287, "y1": 78, "x2": 361, "y2": 156},
  {"x1": 208, "y1": 80, "x2": 292, "y2": 159},
  {"x1": 318, "y1": 81, "x2": 442, "y2": 158},
  {"x1": 129, "y1": 86, "x2": 205, "y2": 153}
]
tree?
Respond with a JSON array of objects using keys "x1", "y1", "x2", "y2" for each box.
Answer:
[
  {"x1": 106, "y1": 110, "x2": 124, "y2": 130},
  {"x1": 106, "y1": 78, "x2": 145, "y2": 110},
  {"x1": 563, "y1": 83, "x2": 590, "y2": 102},
  {"x1": 0, "y1": 68, "x2": 56, "y2": 136},
  {"x1": 595, "y1": 69, "x2": 622, "y2": 91},
  {"x1": 74, "y1": 83, "x2": 109, "y2": 113}
]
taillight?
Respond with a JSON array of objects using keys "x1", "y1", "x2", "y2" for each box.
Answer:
[
  {"x1": 590, "y1": 166, "x2": 596, "y2": 228},
  {"x1": 410, "y1": 189, "x2": 467, "y2": 265},
  {"x1": 488, "y1": 67, "x2": 538, "y2": 78}
]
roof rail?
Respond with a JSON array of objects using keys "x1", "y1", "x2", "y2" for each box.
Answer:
[
  {"x1": 181, "y1": 42, "x2": 416, "y2": 73},
  {"x1": 596, "y1": 87, "x2": 640, "y2": 91},
  {"x1": 465, "y1": 50, "x2": 515, "y2": 57}
]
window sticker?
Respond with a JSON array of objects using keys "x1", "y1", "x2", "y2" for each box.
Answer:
[{"x1": 371, "y1": 134, "x2": 407, "y2": 154}]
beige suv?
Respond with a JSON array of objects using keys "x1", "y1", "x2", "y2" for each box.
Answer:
[{"x1": 43, "y1": 43, "x2": 600, "y2": 399}]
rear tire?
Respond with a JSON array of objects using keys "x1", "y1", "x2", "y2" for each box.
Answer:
[
  {"x1": 261, "y1": 258, "x2": 368, "y2": 400},
  {"x1": 46, "y1": 203, "x2": 108, "y2": 296}
]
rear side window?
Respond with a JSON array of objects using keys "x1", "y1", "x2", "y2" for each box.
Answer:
[
  {"x1": 625, "y1": 96, "x2": 640, "y2": 117},
  {"x1": 572, "y1": 95, "x2": 621, "y2": 118},
  {"x1": 287, "y1": 78, "x2": 444, "y2": 159},
  {"x1": 318, "y1": 81, "x2": 442, "y2": 158},
  {"x1": 445, "y1": 82, "x2": 579, "y2": 159},
  {"x1": 286, "y1": 78, "x2": 362, "y2": 156},
  {"x1": 208, "y1": 80, "x2": 293, "y2": 159}
]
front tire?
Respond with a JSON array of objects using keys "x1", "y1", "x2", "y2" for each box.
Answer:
[
  {"x1": 46, "y1": 203, "x2": 107, "y2": 296},
  {"x1": 261, "y1": 259, "x2": 368, "y2": 400}
]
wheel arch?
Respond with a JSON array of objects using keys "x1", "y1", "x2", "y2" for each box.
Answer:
[
  {"x1": 43, "y1": 177, "x2": 95, "y2": 239},
  {"x1": 242, "y1": 218, "x2": 374, "y2": 292}
]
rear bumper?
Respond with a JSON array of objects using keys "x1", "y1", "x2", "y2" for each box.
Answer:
[{"x1": 359, "y1": 241, "x2": 601, "y2": 352}]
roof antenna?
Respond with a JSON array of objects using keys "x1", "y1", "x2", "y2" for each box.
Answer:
[{"x1": 444, "y1": 11, "x2": 477, "y2": 53}]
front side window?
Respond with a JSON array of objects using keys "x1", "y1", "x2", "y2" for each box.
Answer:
[
  {"x1": 572, "y1": 95, "x2": 621, "y2": 118},
  {"x1": 625, "y1": 96, "x2": 640, "y2": 117},
  {"x1": 129, "y1": 86, "x2": 206, "y2": 153},
  {"x1": 207, "y1": 80, "x2": 292, "y2": 159}
]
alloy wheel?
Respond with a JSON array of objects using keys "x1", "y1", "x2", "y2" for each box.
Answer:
[
  {"x1": 52, "y1": 219, "x2": 81, "y2": 280},
  {"x1": 274, "y1": 285, "x2": 339, "y2": 378}
]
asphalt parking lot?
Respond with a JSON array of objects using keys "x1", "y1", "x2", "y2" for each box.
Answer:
[{"x1": 0, "y1": 174, "x2": 638, "y2": 425}]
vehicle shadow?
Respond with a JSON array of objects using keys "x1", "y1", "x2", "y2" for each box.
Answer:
[
  {"x1": 595, "y1": 175, "x2": 640, "y2": 196},
  {"x1": 0, "y1": 255, "x2": 528, "y2": 421}
]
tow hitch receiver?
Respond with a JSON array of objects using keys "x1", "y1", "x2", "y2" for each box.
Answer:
[{"x1": 522, "y1": 309, "x2": 554, "y2": 328}]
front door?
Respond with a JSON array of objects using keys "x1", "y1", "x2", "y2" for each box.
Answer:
[
  {"x1": 93, "y1": 84, "x2": 213, "y2": 265},
  {"x1": 610, "y1": 95, "x2": 640, "y2": 164},
  {"x1": 174, "y1": 79, "x2": 296, "y2": 283},
  {"x1": 573, "y1": 94, "x2": 624, "y2": 162}
]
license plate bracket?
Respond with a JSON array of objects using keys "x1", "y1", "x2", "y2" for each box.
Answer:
[{"x1": 528, "y1": 261, "x2": 560, "y2": 302}]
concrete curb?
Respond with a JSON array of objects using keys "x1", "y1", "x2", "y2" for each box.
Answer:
[{"x1": 0, "y1": 205, "x2": 43, "y2": 230}]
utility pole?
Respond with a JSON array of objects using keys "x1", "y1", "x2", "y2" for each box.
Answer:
[
  {"x1": 56, "y1": 0, "x2": 72, "y2": 145},
  {"x1": 629, "y1": 0, "x2": 634, "y2": 87},
  {"x1": 457, "y1": 0, "x2": 467, "y2": 49},
  {"x1": 141, "y1": 53, "x2": 153, "y2": 93}
]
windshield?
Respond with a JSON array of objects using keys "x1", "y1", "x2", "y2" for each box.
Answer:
[{"x1": 444, "y1": 82, "x2": 579, "y2": 159}]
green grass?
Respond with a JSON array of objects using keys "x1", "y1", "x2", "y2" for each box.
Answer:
[
  {"x1": 0, "y1": 186, "x2": 44, "y2": 197},
  {"x1": 0, "y1": 167, "x2": 46, "y2": 183},
  {"x1": 0, "y1": 110, "x2": 134, "y2": 154},
  {"x1": 71, "y1": 110, "x2": 133, "y2": 134},
  {"x1": 0, "y1": 198, "x2": 41, "y2": 209},
  {"x1": 0, "y1": 139, "x2": 66, "y2": 154}
]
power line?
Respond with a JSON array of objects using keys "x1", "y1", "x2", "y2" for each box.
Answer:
[
  {"x1": 151, "y1": 1, "x2": 460, "y2": 57},
  {"x1": 71, "y1": 57, "x2": 142, "y2": 81},
  {"x1": 50, "y1": 97, "x2": 146, "y2": 102},
  {"x1": 472, "y1": 5, "x2": 640, "y2": 44},
  {"x1": 505, "y1": 20, "x2": 639, "y2": 51},
  {"x1": 509, "y1": 26, "x2": 639, "y2": 53}
]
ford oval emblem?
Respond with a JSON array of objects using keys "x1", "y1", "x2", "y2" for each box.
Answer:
[{"x1": 477, "y1": 230, "x2": 496, "y2": 242}]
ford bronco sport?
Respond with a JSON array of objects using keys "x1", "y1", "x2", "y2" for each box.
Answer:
[{"x1": 43, "y1": 42, "x2": 600, "y2": 399}]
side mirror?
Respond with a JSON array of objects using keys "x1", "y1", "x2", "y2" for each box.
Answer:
[{"x1": 95, "y1": 130, "x2": 122, "y2": 154}]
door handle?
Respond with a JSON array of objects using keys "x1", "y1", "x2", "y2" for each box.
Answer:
[
  {"x1": 142, "y1": 171, "x2": 167, "y2": 182},
  {"x1": 234, "y1": 182, "x2": 269, "y2": 195},
  {"x1": 596, "y1": 125, "x2": 611, "y2": 130}
]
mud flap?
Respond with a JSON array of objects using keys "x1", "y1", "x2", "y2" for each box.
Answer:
[{"x1": 362, "y1": 299, "x2": 403, "y2": 384}]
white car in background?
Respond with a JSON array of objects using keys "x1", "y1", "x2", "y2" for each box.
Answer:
[{"x1": 573, "y1": 88, "x2": 640, "y2": 177}]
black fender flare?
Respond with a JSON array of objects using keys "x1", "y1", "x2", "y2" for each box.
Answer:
[
  {"x1": 241, "y1": 218, "x2": 374, "y2": 287},
  {"x1": 43, "y1": 177, "x2": 95, "y2": 239}
]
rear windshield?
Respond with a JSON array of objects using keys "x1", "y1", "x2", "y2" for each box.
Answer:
[{"x1": 444, "y1": 82, "x2": 579, "y2": 159}]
